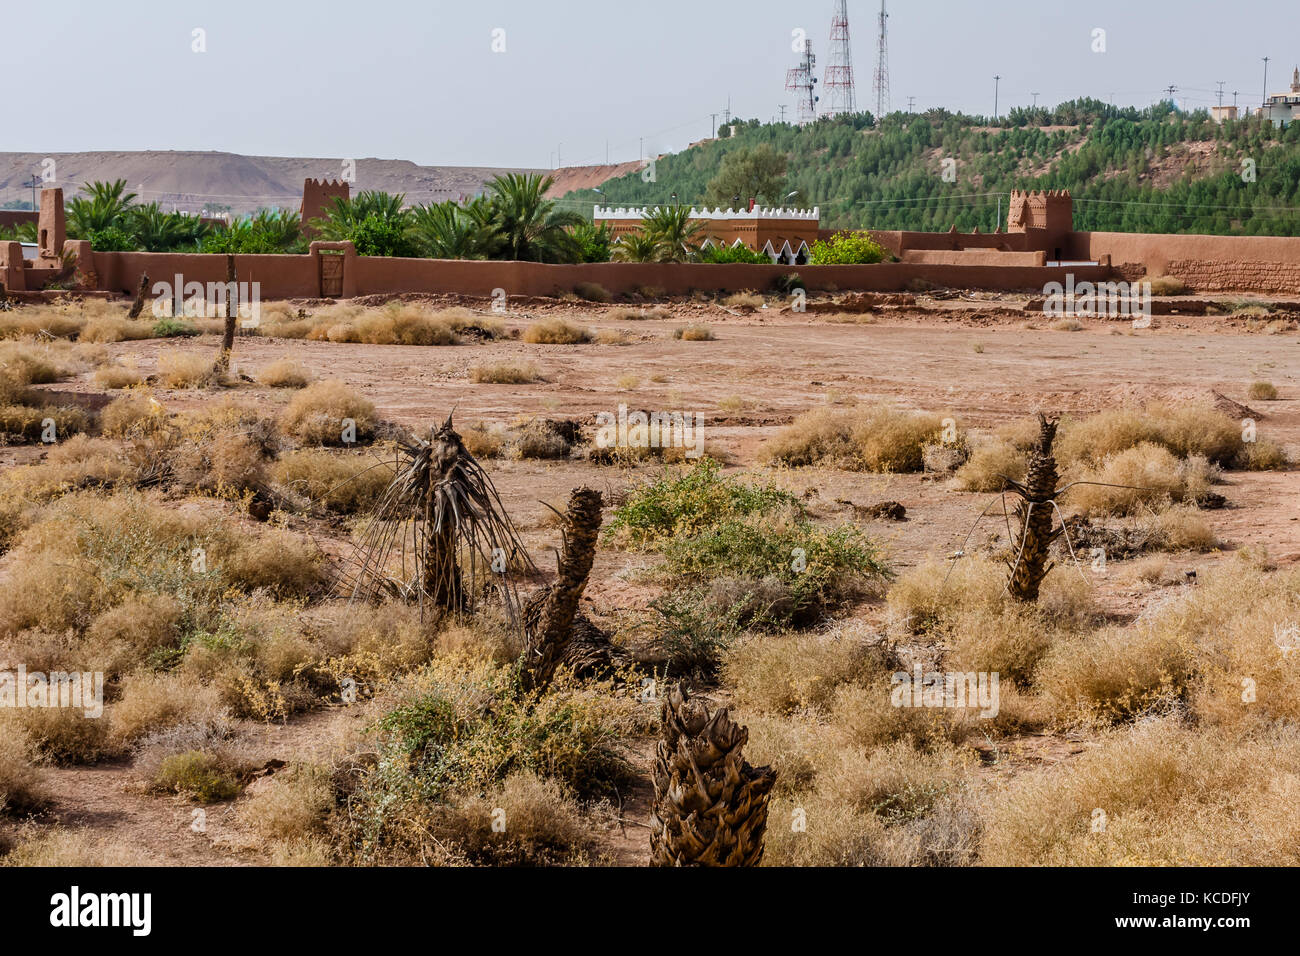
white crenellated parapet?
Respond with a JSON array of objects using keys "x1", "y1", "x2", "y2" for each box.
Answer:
[{"x1": 594, "y1": 204, "x2": 820, "y2": 221}]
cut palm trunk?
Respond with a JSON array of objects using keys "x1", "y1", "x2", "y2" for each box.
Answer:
[
  {"x1": 1004, "y1": 412, "x2": 1064, "y2": 601},
  {"x1": 519, "y1": 487, "x2": 604, "y2": 692},
  {"x1": 650, "y1": 685, "x2": 776, "y2": 867}
]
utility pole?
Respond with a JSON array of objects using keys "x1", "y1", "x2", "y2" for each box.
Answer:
[
  {"x1": 640, "y1": 137, "x2": 644, "y2": 163},
  {"x1": 1032, "y1": 92, "x2": 1040, "y2": 109},
  {"x1": 557, "y1": 143, "x2": 562, "y2": 169},
  {"x1": 723, "y1": 97, "x2": 732, "y2": 125},
  {"x1": 777, "y1": 105, "x2": 787, "y2": 123},
  {"x1": 907, "y1": 95, "x2": 915, "y2": 113},
  {"x1": 993, "y1": 75, "x2": 1001, "y2": 119},
  {"x1": 1262, "y1": 57, "x2": 1271, "y2": 109},
  {"x1": 1233, "y1": 90, "x2": 1240, "y2": 110},
  {"x1": 25, "y1": 174, "x2": 39, "y2": 211},
  {"x1": 1164, "y1": 84, "x2": 1178, "y2": 104},
  {"x1": 711, "y1": 113, "x2": 718, "y2": 137},
  {"x1": 1216, "y1": 81, "x2": 1226, "y2": 108}
]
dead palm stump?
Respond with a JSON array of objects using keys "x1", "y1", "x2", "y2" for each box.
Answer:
[
  {"x1": 1005, "y1": 412, "x2": 1064, "y2": 601},
  {"x1": 650, "y1": 685, "x2": 776, "y2": 867},
  {"x1": 519, "y1": 487, "x2": 602, "y2": 692}
]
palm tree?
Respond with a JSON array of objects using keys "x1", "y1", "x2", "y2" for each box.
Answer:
[
  {"x1": 408, "y1": 197, "x2": 501, "y2": 259},
  {"x1": 66, "y1": 179, "x2": 137, "y2": 237},
  {"x1": 483, "y1": 173, "x2": 583, "y2": 262},
  {"x1": 610, "y1": 233, "x2": 663, "y2": 263},
  {"x1": 313, "y1": 190, "x2": 411, "y2": 240},
  {"x1": 641, "y1": 204, "x2": 705, "y2": 262},
  {"x1": 127, "y1": 203, "x2": 209, "y2": 252}
]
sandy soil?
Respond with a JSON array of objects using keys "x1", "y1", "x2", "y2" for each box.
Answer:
[{"x1": 6, "y1": 294, "x2": 1299, "y2": 866}]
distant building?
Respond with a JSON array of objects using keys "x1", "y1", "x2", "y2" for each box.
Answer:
[
  {"x1": 1259, "y1": 67, "x2": 1300, "y2": 127},
  {"x1": 593, "y1": 203, "x2": 821, "y2": 264},
  {"x1": 1211, "y1": 105, "x2": 1239, "y2": 124}
]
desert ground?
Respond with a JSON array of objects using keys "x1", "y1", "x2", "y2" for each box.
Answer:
[{"x1": 1, "y1": 290, "x2": 1298, "y2": 866}]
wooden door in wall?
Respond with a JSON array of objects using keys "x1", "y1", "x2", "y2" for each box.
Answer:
[{"x1": 319, "y1": 251, "x2": 344, "y2": 297}]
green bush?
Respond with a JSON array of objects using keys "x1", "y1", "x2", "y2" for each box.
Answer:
[
  {"x1": 605, "y1": 458, "x2": 801, "y2": 547},
  {"x1": 155, "y1": 750, "x2": 242, "y2": 803},
  {"x1": 809, "y1": 231, "x2": 888, "y2": 265},
  {"x1": 151, "y1": 318, "x2": 200, "y2": 338},
  {"x1": 698, "y1": 243, "x2": 771, "y2": 264}
]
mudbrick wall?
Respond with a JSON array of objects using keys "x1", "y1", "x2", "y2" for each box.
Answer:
[
  {"x1": 1072, "y1": 232, "x2": 1300, "y2": 294},
  {"x1": 80, "y1": 249, "x2": 1113, "y2": 300}
]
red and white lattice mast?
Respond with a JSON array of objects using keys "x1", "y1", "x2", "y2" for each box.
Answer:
[{"x1": 824, "y1": 0, "x2": 859, "y2": 118}]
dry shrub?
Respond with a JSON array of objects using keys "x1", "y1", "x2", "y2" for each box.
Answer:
[
  {"x1": 460, "y1": 422, "x2": 506, "y2": 458},
  {"x1": 606, "y1": 306, "x2": 669, "y2": 321},
  {"x1": 941, "y1": 602, "x2": 1057, "y2": 685},
  {"x1": 100, "y1": 391, "x2": 165, "y2": 437},
  {"x1": 952, "y1": 440, "x2": 1026, "y2": 491},
  {"x1": 0, "y1": 403, "x2": 90, "y2": 444},
  {"x1": 347, "y1": 303, "x2": 462, "y2": 346},
  {"x1": 158, "y1": 349, "x2": 218, "y2": 389},
  {"x1": 1238, "y1": 438, "x2": 1287, "y2": 470},
  {"x1": 3, "y1": 707, "x2": 114, "y2": 765},
  {"x1": 980, "y1": 718, "x2": 1300, "y2": 865},
  {"x1": 724, "y1": 626, "x2": 897, "y2": 716},
  {"x1": 1035, "y1": 626, "x2": 1193, "y2": 725},
  {"x1": 1050, "y1": 318, "x2": 1084, "y2": 331},
  {"x1": 821, "y1": 739, "x2": 969, "y2": 822},
  {"x1": 110, "y1": 672, "x2": 226, "y2": 749},
  {"x1": 1, "y1": 829, "x2": 154, "y2": 867},
  {"x1": 723, "y1": 291, "x2": 765, "y2": 310},
  {"x1": 87, "y1": 594, "x2": 183, "y2": 673},
  {"x1": 239, "y1": 764, "x2": 333, "y2": 841},
  {"x1": 595, "y1": 328, "x2": 633, "y2": 346},
  {"x1": 0, "y1": 732, "x2": 50, "y2": 815},
  {"x1": 523, "y1": 319, "x2": 592, "y2": 344},
  {"x1": 1056, "y1": 403, "x2": 1245, "y2": 468},
  {"x1": 674, "y1": 324, "x2": 715, "y2": 341},
  {"x1": 1143, "y1": 504, "x2": 1218, "y2": 551},
  {"x1": 761, "y1": 405, "x2": 946, "y2": 471},
  {"x1": 152, "y1": 750, "x2": 243, "y2": 803},
  {"x1": 573, "y1": 281, "x2": 611, "y2": 303},
  {"x1": 1248, "y1": 380, "x2": 1278, "y2": 401},
  {"x1": 91, "y1": 362, "x2": 143, "y2": 390},
  {"x1": 257, "y1": 359, "x2": 313, "y2": 388},
  {"x1": 310, "y1": 602, "x2": 435, "y2": 690},
  {"x1": 470, "y1": 361, "x2": 541, "y2": 384},
  {"x1": 887, "y1": 556, "x2": 1093, "y2": 635},
  {"x1": 1068, "y1": 443, "x2": 1201, "y2": 516},
  {"x1": 214, "y1": 532, "x2": 326, "y2": 599},
  {"x1": 281, "y1": 380, "x2": 376, "y2": 446},
  {"x1": 1146, "y1": 275, "x2": 1189, "y2": 295},
  {"x1": 271, "y1": 449, "x2": 393, "y2": 514},
  {"x1": 436, "y1": 772, "x2": 600, "y2": 866},
  {"x1": 81, "y1": 316, "x2": 154, "y2": 343}
]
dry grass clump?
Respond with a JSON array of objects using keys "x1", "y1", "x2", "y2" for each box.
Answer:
[
  {"x1": 1056, "y1": 402, "x2": 1252, "y2": 469},
  {"x1": 158, "y1": 349, "x2": 219, "y2": 389},
  {"x1": 281, "y1": 380, "x2": 377, "y2": 446},
  {"x1": 81, "y1": 315, "x2": 155, "y2": 343},
  {"x1": 952, "y1": 439, "x2": 1027, "y2": 491},
  {"x1": 2, "y1": 707, "x2": 114, "y2": 765},
  {"x1": 724, "y1": 626, "x2": 897, "y2": 716},
  {"x1": 1, "y1": 829, "x2": 154, "y2": 867},
  {"x1": 99, "y1": 390, "x2": 164, "y2": 437},
  {"x1": 469, "y1": 360, "x2": 542, "y2": 384},
  {"x1": 0, "y1": 733, "x2": 50, "y2": 816},
  {"x1": 271, "y1": 449, "x2": 394, "y2": 514},
  {"x1": 980, "y1": 718, "x2": 1300, "y2": 865},
  {"x1": 1247, "y1": 380, "x2": 1278, "y2": 401},
  {"x1": 432, "y1": 772, "x2": 603, "y2": 866},
  {"x1": 573, "y1": 281, "x2": 612, "y2": 303},
  {"x1": 1068, "y1": 444, "x2": 1213, "y2": 516},
  {"x1": 723, "y1": 291, "x2": 765, "y2": 311},
  {"x1": 606, "y1": 306, "x2": 669, "y2": 321},
  {"x1": 1146, "y1": 275, "x2": 1189, "y2": 296},
  {"x1": 761, "y1": 405, "x2": 948, "y2": 472},
  {"x1": 239, "y1": 764, "x2": 334, "y2": 841},
  {"x1": 595, "y1": 328, "x2": 634, "y2": 346},
  {"x1": 674, "y1": 324, "x2": 715, "y2": 341},
  {"x1": 110, "y1": 672, "x2": 226, "y2": 750},
  {"x1": 886, "y1": 555, "x2": 1093, "y2": 636},
  {"x1": 459, "y1": 422, "x2": 507, "y2": 459},
  {"x1": 257, "y1": 358, "x2": 313, "y2": 388},
  {"x1": 92, "y1": 362, "x2": 143, "y2": 389},
  {"x1": 522, "y1": 319, "x2": 593, "y2": 344},
  {"x1": 1050, "y1": 318, "x2": 1084, "y2": 331}
]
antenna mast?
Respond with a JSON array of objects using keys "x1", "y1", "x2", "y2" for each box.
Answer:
[
  {"x1": 871, "y1": 0, "x2": 890, "y2": 118},
  {"x1": 824, "y1": 0, "x2": 858, "y2": 118},
  {"x1": 785, "y1": 36, "x2": 818, "y2": 124}
]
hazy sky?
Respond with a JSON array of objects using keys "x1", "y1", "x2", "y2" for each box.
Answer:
[{"x1": 8, "y1": 0, "x2": 1293, "y2": 168}]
